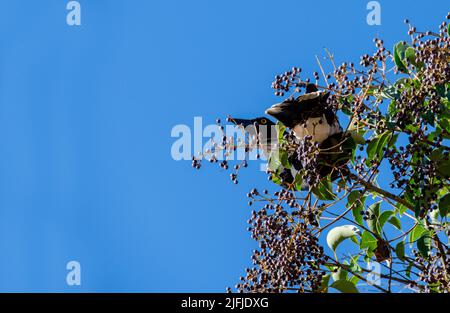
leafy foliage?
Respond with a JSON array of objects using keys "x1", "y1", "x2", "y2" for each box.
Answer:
[{"x1": 194, "y1": 14, "x2": 450, "y2": 293}]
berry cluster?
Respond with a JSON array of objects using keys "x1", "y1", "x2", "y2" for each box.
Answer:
[
  {"x1": 235, "y1": 189, "x2": 326, "y2": 293},
  {"x1": 414, "y1": 250, "x2": 450, "y2": 293},
  {"x1": 271, "y1": 67, "x2": 304, "y2": 97},
  {"x1": 191, "y1": 13, "x2": 450, "y2": 293},
  {"x1": 191, "y1": 118, "x2": 256, "y2": 184},
  {"x1": 295, "y1": 135, "x2": 321, "y2": 186}
]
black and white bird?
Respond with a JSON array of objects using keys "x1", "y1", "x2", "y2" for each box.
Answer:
[
  {"x1": 230, "y1": 116, "x2": 303, "y2": 186},
  {"x1": 229, "y1": 85, "x2": 349, "y2": 189},
  {"x1": 229, "y1": 117, "x2": 278, "y2": 157},
  {"x1": 265, "y1": 84, "x2": 342, "y2": 143}
]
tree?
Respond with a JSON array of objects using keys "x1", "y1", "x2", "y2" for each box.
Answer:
[{"x1": 192, "y1": 14, "x2": 450, "y2": 293}]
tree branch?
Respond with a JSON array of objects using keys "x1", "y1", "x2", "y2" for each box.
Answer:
[{"x1": 348, "y1": 173, "x2": 414, "y2": 211}]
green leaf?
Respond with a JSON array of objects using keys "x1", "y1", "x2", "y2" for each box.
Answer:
[
  {"x1": 347, "y1": 190, "x2": 360, "y2": 206},
  {"x1": 330, "y1": 280, "x2": 359, "y2": 293},
  {"x1": 360, "y1": 231, "x2": 378, "y2": 251},
  {"x1": 349, "y1": 255, "x2": 362, "y2": 273},
  {"x1": 348, "y1": 190, "x2": 364, "y2": 226},
  {"x1": 279, "y1": 150, "x2": 291, "y2": 169},
  {"x1": 350, "y1": 236, "x2": 359, "y2": 244},
  {"x1": 317, "y1": 275, "x2": 331, "y2": 293},
  {"x1": 395, "y1": 241, "x2": 405, "y2": 261},
  {"x1": 275, "y1": 122, "x2": 286, "y2": 142},
  {"x1": 388, "y1": 101, "x2": 398, "y2": 116},
  {"x1": 388, "y1": 133, "x2": 399, "y2": 147},
  {"x1": 395, "y1": 203, "x2": 408, "y2": 216},
  {"x1": 352, "y1": 207, "x2": 364, "y2": 226},
  {"x1": 381, "y1": 85, "x2": 400, "y2": 100},
  {"x1": 337, "y1": 178, "x2": 347, "y2": 190},
  {"x1": 405, "y1": 47, "x2": 415, "y2": 63},
  {"x1": 268, "y1": 153, "x2": 281, "y2": 172},
  {"x1": 405, "y1": 263, "x2": 413, "y2": 278},
  {"x1": 436, "y1": 84, "x2": 447, "y2": 99},
  {"x1": 327, "y1": 225, "x2": 361, "y2": 253},
  {"x1": 393, "y1": 41, "x2": 409, "y2": 73},
  {"x1": 375, "y1": 132, "x2": 391, "y2": 159},
  {"x1": 388, "y1": 216, "x2": 402, "y2": 230},
  {"x1": 331, "y1": 268, "x2": 348, "y2": 282},
  {"x1": 379, "y1": 210, "x2": 394, "y2": 229},
  {"x1": 448, "y1": 23, "x2": 450, "y2": 37},
  {"x1": 417, "y1": 232, "x2": 432, "y2": 258},
  {"x1": 366, "y1": 131, "x2": 391, "y2": 161},
  {"x1": 342, "y1": 106, "x2": 352, "y2": 116},
  {"x1": 333, "y1": 135, "x2": 356, "y2": 165},
  {"x1": 431, "y1": 148, "x2": 450, "y2": 179},
  {"x1": 409, "y1": 224, "x2": 427, "y2": 244},
  {"x1": 430, "y1": 209, "x2": 440, "y2": 224},
  {"x1": 404, "y1": 47, "x2": 423, "y2": 69},
  {"x1": 294, "y1": 173, "x2": 304, "y2": 192},
  {"x1": 349, "y1": 275, "x2": 360, "y2": 285},
  {"x1": 312, "y1": 176, "x2": 336, "y2": 200},
  {"x1": 270, "y1": 173, "x2": 282, "y2": 186},
  {"x1": 366, "y1": 137, "x2": 379, "y2": 161},
  {"x1": 350, "y1": 131, "x2": 365, "y2": 144},
  {"x1": 439, "y1": 193, "x2": 450, "y2": 217},
  {"x1": 366, "y1": 201, "x2": 382, "y2": 235}
]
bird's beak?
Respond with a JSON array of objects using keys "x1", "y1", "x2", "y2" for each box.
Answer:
[{"x1": 265, "y1": 102, "x2": 297, "y2": 128}]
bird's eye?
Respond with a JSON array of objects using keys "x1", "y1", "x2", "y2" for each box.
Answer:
[{"x1": 260, "y1": 119, "x2": 267, "y2": 124}]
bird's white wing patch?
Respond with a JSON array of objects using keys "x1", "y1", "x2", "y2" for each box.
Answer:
[
  {"x1": 292, "y1": 115, "x2": 341, "y2": 143},
  {"x1": 296, "y1": 91, "x2": 321, "y2": 101}
]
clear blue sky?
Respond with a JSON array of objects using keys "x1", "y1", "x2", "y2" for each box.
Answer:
[{"x1": 0, "y1": 0, "x2": 448, "y2": 292}]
